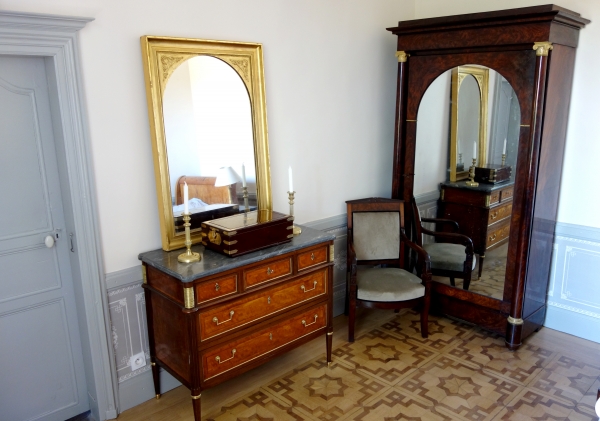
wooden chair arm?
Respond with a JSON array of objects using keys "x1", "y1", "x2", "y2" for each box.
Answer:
[
  {"x1": 421, "y1": 217, "x2": 459, "y2": 232},
  {"x1": 401, "y1": 230, "x2": 431, "y2": 275},
  {"x1": 421, "y1": 229, "x2": 474, "y2": 254}
]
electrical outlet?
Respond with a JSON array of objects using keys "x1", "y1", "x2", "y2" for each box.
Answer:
[{"x1": 130, "y1": 352, "x2": 146, "y2": 370}]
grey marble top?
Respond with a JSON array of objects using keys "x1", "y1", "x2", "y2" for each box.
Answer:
[
  {"x1": 138, "y1": 225, "x2": 335, "y2": 283},
  {"x1": 441, "y1": 178, "x2": 515, "y2": 192}
]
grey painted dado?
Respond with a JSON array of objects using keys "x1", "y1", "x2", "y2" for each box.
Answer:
[{"x1": 0, "y1": 11, "x2": 117, "y2": 420}]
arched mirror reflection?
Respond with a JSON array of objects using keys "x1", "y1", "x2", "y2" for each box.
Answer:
[
  {"x1": 163, "y1": 56, "x2": 257, "y2": 234},
  {"x1": 415, "y1": 65, "x2": 520, "y2": 300},
  {"x1": 141, "y1": 36, "x2": 271, "y2": 251}
]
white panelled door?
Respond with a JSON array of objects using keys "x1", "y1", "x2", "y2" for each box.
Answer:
[{"x1": 0, "y1": 56, "x2": 89, "y2": 420}]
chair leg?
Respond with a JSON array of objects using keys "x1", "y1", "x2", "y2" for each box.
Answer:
[
  {"x1": 420, "y1": 296, "x2": 430, "y2": 338},
  {"x1": 348, "y1": 297, "x2": 356, "y2": 342},
  {"x1": 478, "y1": 254, "x2": 485, "y2": 280},
  {"x1": 463, "y1": 271, "x2": 472, "y2": 291},
  {"x1": 449, "y1": 277, "x2": 455, "y2": 287}
]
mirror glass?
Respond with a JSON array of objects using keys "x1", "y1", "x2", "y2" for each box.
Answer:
[
  {"x1": 415, "y1": 65, "x2": 520, "y2": 300},
  {"x1": 141, "y1": 36, "x2": 271, "y2": 251},
  {"x1": 163, "y1": 56, "x2": 257, "y2": 233},
  {"x1": 456, "y1": 75, "x2": 480, "y2": 172}
]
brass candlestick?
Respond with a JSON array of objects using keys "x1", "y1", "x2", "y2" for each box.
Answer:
[
  {"x1": 501, "y1": 153, "x2": 506, "y2": 166},
  {"x1": 465, "y1": 158, "x2": 479, "y2": 187},
  {"x1": 287, "y1": 191, "x2": 302, "y2": 235},
  {"x1": 178, "y1": 213, "x2": 200, "y2": 263},
  {"x1": 242, "y1": 186, "x2": 249, "y2": 212}
]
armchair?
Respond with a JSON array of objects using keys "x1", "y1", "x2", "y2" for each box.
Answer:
[
  {"x1": 411, "y1": 197, "x2": 475, "y2": 290},
  {"x1": 346, "y1": 198, "x2": 431, "y2": 342}
]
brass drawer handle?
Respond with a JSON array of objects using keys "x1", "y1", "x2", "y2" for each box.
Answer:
[
  {"x1": 300, "y1": 280, "x2": 318, "y2": 293},
  {"x1": 215, "y1": 348, "x2": 236, "y2": 364},
  {"x1": 490, "y1": 211, "x2": 498, "y2": 220},
  {"x1": 269, "y1": 333, "x2": 273, "y2": 340},
  {"x1": 212, "y1": 310, "x2": 234, "y2": 325},
  {"x1": 489, "y1": 234, "x2": 497, "y2": 242},
  {"x1": 215, "y1": 283, "x2": 220, "y2": 291},
  {"x1": 267, "y1": 296, "x2": 271, "y2": 304},
  {"x1": 310, "y1": 253, "x2": 315, "y2": 261},
  {"x1": 266, "y1": 267, "x2": 274, "y2": 275},
  {"x1": 302, "y1": 315, "x2": 318, "y2": 327}
]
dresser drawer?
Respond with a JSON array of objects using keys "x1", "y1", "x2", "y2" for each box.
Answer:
[
  {"x1": 487, "y1": 202, "x2": 512, "y2": 226},
  {"x1": 199, "y1": 268, "x2": 327, "y2": 341},
  {"x1": 298, "y1": 246, "x2": 328, "y2": 271},
  {"x1": 500, "y1": 186, "x2": 514, "y2": 202},
  {"x1": 486, "y1": 220, "x2": 511, "y2": 248},
  {"x1": 488, "y1": 191, "x2": 500, "y2": 207},
  {"x1": 201, "y1": 304, "x2": 327, "y2": 381},
  {"x1": 196, "y1": 274, "x2": 237, "y2": 305},
  {"x1": 243, "y1": 257, "x2": 292, "y2": 289}
]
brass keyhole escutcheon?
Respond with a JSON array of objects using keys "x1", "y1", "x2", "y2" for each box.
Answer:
[
  {"x1": 267, "y1": 267, "x2": 274, "y2": 275},
  {"x1": 310, "y1": 253, "x2": 315, "y2": 261},
  {"x1": 267, "y1": 296, "x2": 271, "y2": 304},
  {"x1": 215, "y1": 283, "x2": 220, "y2": 291},
  {"x1": 269, "y1": 333, "x2": 273, "y2": 340}
]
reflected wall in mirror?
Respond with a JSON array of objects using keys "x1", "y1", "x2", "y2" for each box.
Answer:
[
  {"x1": 449, "y1": 66, "x2": 489, "y2": 182},
  {"x1": 141, "y1": 36, "x2": 272, "y2": 251},
  {"x1": 415, "y1": 64, "x2": 520, "y2": 300}
]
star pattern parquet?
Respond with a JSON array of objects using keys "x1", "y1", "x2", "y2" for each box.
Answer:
[{"x1": 203, "y1": 310, "x2": 600, "y2": 421}]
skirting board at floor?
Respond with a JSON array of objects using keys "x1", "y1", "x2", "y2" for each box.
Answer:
[
  {"x1": 118, "y1": 368, "x2": 181, "y2": 413},
  {"x1": 545, "y1": 305, "x2": 600, "y2": 343}
]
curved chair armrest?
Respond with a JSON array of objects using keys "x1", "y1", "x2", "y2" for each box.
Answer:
[
  {"x1": 421, "y1": 229, "x2": 474, "y2": 254},
  {"x1": 421, "y1": 217, "x2": 459, "y2": 232},
  {"x1": 401, "y1": 230, "x2": 431, "y2": 275}
]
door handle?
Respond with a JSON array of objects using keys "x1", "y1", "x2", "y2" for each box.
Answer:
[{"x1": 45, "y1": 235, "x2": 55, "y2": 248}]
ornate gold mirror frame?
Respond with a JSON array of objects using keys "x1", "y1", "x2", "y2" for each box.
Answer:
[
  {"x1": 141, "y1": 36, "x2": 272, "y2": 251},
  {"x1": 449, "y1": 65, "x2": 489, "y2": 182}
]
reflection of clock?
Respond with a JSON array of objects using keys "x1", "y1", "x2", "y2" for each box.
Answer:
[{"x1": 208, "y1": 229, "x2": 221, "y2": 245}]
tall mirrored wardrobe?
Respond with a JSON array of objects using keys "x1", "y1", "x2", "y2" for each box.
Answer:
[{"x1": 388, "y1": 5, "x2": 589, "y2": 350}]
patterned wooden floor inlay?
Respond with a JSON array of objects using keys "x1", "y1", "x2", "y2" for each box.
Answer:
[{"x1": 201, "y1": 310, "x2": 600, "y2": 421}]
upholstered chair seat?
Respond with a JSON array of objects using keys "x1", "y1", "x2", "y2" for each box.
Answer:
[
  {"x1": 356, "y1": 267, "x2": 425, "y2": 302},
  {"x1": 345, "y1": 197, "x2": 432, "y2": 342},
  {"x1": 411, "y1": 197, "x2": 474, "y2": 290},
  {"x1": 423, "y1": 243, "x2": 477, "y2": 272}
]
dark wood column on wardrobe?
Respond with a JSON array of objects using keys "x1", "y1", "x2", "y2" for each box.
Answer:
[{"x1": 387, "y1": 5, "x2": 589, "y2": 349}]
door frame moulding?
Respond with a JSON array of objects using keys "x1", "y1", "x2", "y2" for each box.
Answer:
[{"x1": 0, "y1": 11, "x2": 118, "y2": 420}]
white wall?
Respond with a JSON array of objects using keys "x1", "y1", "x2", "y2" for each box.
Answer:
[
  {"x1": 1, "y1": 0, "x2": 415, "y2": 272},
  {"x1": 415, "y1": 0, "x2": 600, "y2": 229}
]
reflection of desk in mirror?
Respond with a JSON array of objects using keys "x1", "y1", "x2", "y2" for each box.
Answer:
[{"x1": 439, "y1": 179, "x2": 514, "y2": 279}]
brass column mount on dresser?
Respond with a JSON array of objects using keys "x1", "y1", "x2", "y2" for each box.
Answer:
[{"x1": 139, "y1": 226, "x2": 335, "y2": 421}]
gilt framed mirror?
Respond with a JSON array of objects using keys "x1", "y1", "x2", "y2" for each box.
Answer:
[
  {"x1": 141, "y1": 36, "x2": 272, "y2": 251},
  {"x1": 449, "y1": 65, "x2": 489, "y2": 182}
]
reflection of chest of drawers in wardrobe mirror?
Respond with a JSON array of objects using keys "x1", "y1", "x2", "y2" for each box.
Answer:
[{"x1": 387, "y1": 5, "x2": 589, "y2": 350}]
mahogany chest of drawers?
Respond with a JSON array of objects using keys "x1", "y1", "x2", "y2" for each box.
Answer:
[
  {"x1": 439, "y1": 180, "x2": 515, "y2": 279},
  {"x1": 138, "y1": 226, "x2": 334, "y2": 420}
]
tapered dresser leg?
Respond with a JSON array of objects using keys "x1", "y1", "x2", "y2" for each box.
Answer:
[
  {"x1": 191, "y1": 392, "x2": 201, "y2": 421},
  {"x1": 478, "y1": 254, "x2": 485, "y2": 280},
  {"x1": 151, "y1": 361, "x2": 160, "y2": 399},
  {"x1": 326, "y1": 330, "x2": 333, "y2": 366}
]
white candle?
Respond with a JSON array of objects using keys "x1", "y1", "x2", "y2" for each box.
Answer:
[
  {"x1": 457, "y1": 140, "x2": 461, "y2": 155},
  {"x1": 241, "y1": 163, "x2": 247, "y2": 187},
  {"x1": 288, "y1": 166, "x2": 293, "y2": 192},
  {"x1": 184, "y1": 182, "x2": 189, "y2": 214},
  {"x1": 473, "y1": 141, "x2": 477, "y2": 161},
  {"x1": 503, "y1": 138, "x2": 507, "y2": 155}
]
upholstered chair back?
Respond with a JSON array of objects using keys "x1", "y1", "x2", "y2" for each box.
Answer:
[{"x1": 353, "y1": 212, "x2": 400, "y2": 261}]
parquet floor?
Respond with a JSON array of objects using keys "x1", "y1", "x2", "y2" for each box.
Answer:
[{"x1": 114, "y1": 310, "x2": 600, "y2": 421}]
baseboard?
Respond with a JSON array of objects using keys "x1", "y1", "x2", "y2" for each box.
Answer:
[
  {"x1": 545, "y1": 305, "x2": 600, "y2": 343},
  {"x1": 118, "y1": 368, "x2": 181, "y2": 413}
]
